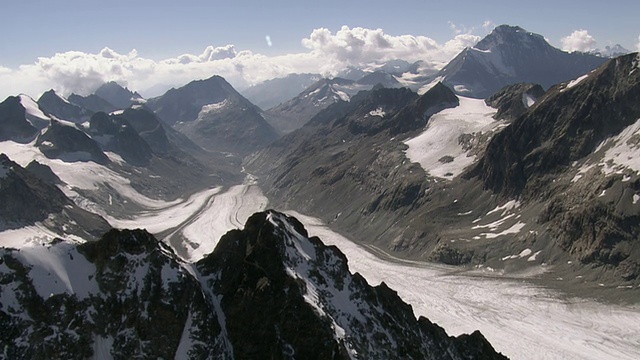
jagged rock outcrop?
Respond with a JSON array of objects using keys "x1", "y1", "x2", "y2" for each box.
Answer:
[{"x1": 0, "y1": 211, "x2": 506, "y2": 359}]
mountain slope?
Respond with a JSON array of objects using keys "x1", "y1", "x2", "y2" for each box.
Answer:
[
  {"x1": 241, "y1": 73, "x2": 321, "y2": 110},
  {"x1": 430, "y1": 25, "x2": 607, "y2": 98},
  {"x1": 146, "y1": 75, "x2": 279, "y2": 154},
  {"x1": 0, "y1": 154, "x2": 110, "y2": 243},
  {"x1": 0, "y1": 210, "x2": 506, "y2": 359}
]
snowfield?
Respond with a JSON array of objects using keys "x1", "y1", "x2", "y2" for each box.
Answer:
[{"x1": 404, "y1": 97, "x2": 502, "y2": 178}]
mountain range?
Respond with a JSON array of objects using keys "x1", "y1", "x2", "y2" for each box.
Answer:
[{"x1": 1, "y1": 22, "x2": 639, "y2": 359}]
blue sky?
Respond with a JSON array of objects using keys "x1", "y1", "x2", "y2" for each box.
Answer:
[{"x1": 0, "y1": 0, "x2": 637, "y2": 98}]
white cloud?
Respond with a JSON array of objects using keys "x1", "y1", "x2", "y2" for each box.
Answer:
[
  {"x1": 482, "y1": 20, "x2": 496, "y2": 31},
  {"x1": 0, "y1": 26, "x2": 485, "y2": 100},
  {"x1": 561, "y1": 30, "x2": 597, "y2": 52}
]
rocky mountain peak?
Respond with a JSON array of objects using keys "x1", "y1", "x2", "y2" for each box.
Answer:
[
  {"x1": 198, "y1": 210, "x2": 507, "y2": 359},
  {"x1": 37, "y1": 89, "x2": 88, "y2": 123},
  {"x1": 0, "y1": 96, "x2": 38, "y2": 142},
  {"x1": 95, "y1": 81, "x2": 144, "y2": 109},
  {"x1": 475, "y1": 24, "x2": 548, "y2": 51}
]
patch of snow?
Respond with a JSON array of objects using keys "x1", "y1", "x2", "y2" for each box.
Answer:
[
  {"x1": 522, "y1": 94, "x2": 536, "y2": 108},
  {"x1": 565, "y1": 74, "x2": 589, "y2": 90},
  {"x1": 199, "y1": 99, "x2": 229, "y2": 115},
  {"x1": 503, "y1": 248, "x2": 533, "y2": 260},
  {"x1": 109, "y1": 109, "x2": 124, "y2": 116},
  {"x1": 92, "y1": 335, "x2": 114, "y2": 360},
  {"x1": 332, "y1": 88, "x2": 350, "y2": 102},
  {"x1": 633, "y1": 194, "x2": 640, "y2": 205},
  {"x1": 599, "y1": 118, "x2": 640, "y2": 175},
  {"x1": 486, "y1": 200, "x2": 520, "y2": 216},
  {"x1": 369, "y1": 107, "x2": 385, "y2": 117},
  {"x1": 404, "y1": 97, "x2": 499, "y2": 179},
  {"x1": 19, "y1": 94, "x2": 50, "y2": 123},
  {"x1": 481, "y1": 221, "x2": 526, "y2": 239},
  {"x1": 527, "y1": 250, "x2": 542, "y2": 262},
  {"x1": 453, "y1": 85, "x2": 471, "y2": 93},
  {"x1": 175, "y1": 310, "x2": 195, "y2": 359},
  {"x1": 15, "y1": 242, "x2": 99, "y2": 299}
]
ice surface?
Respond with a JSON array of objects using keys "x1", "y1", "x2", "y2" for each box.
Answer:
[
  {"x1": 404, "y1": 97, "x2": 500, "y2": 178},
  {"x1": 107, "y1": 187, "x2": 222, "y2": 234},
  {"x1": 287, "y1": 211, "x2": 640, "y2": 360},
  {"x1": 178, "y1": 180, "x2": 267, "y2": 261}
]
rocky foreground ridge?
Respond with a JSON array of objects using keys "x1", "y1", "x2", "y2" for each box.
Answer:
[{"x1": 0, "y1": 211, "x2": 506, "y2": 359}]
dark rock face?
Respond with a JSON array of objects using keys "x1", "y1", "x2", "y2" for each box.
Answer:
[
  {"x1": 0, "y1": 154, "x2": 110, "y2": 238},
  {"x1": 475, "y1": 54, "x2": 640, "y2": 197},
  {"x1": 146, "y1": 75, "x2": 279, "y2": 155},
  {"x1": 1, "y1": 211, "x2": 506, "y2": 359},
  {"x1": 485, "y1": 83, "x2": 545, "y2": 121},
  {"x1": 0, "y1": 96, "x2": 38, "y2": 142},
  {"x1": 433, "y1": 24, "x2": 607, "y2": 98},
  {"x1": 36, "y1": 119, "x2": 109, "y2": 164},
  {"x1": 67, "y1": 93, "x2": 117, "y2": 114},
  {"x1": 94, "y1": 81, "x2": 144, "y2": 109},
  {"x1": 37, "y1": 89, "x2": 89, "y2": 123},
  {"x1": 470, "y1": 53, "x2": 640, "y2": 279},
  {"x1": 88, "y1": 112, "x2": 153, "y2": 166}
]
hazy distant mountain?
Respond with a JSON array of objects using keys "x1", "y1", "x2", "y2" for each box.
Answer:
[
  {"x1": 94, "y1": 81, "x2": 144, "y2": 109},
  {"x1": 67, "y1": 93, "x2": 117, "y2": 114},
  {"x1": 590, "y1": 44, "x2": 631, "y2": 58},
  {"x1": 146, "y1": 75, "x2": 279, "y2": 154},
  {"x1": 241, "y1": 73, "x2": 321, "y2": 110},
  {"x1": 264, "y1": 77, "x2": 373, "y2": 134},
  {"x1": 428, "y1": 24, "x2": 607, "y2": 98}
]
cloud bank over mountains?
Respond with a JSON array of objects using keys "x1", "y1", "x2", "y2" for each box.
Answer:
[{"x1": 0, "y1": 26, "x2": 481, "y2": 99}]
